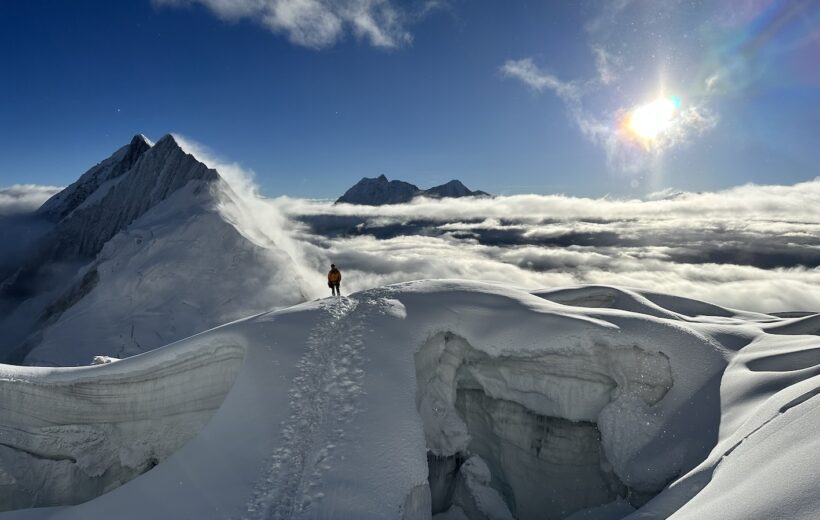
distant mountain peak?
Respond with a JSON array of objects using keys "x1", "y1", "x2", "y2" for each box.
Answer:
[
  {"x1": 336, "y1": 175, "x2": 490, "y2": 205},
  {"x1": 425, "y1": 179, "x2": 490, "y2": 199},
  {"x1": 335, "y1": 175, "x2": 420, "y2": 205}
]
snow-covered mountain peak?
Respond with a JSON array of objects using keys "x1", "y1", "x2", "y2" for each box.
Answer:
[
  {"x1": 335, "y1": 175, "x2": 490, "y2": 205},
  {"x1": 336, "y1": 175, "x2": 421, "y2": 205},
  {"x1": 153, "y1": 132, "x2": 180, "y2": 148},
  {"x1": 0, "y1": 133, "x2": 309, "y2": 366},
  {"x1": 425, "y1": 179, "x2": 490, "y2": 199},
  {"x1": 132, "y1": 132, "x2": 153, "y2": 147},
  {"x1": 136, "y1": 133, "x2": 154, "y2": 146},
  {"x1": 137, "y1": 134, "x2": 219, "y2": 187},
  {"x1": 33, "y1": 132, "x2": 211, "y2": 230},
  {"x1": 37, "y1": 134, "x2": 152, "y2": 221},
  {"x1": 46, "y1": 133, "x2": 220, "y2": 259}
]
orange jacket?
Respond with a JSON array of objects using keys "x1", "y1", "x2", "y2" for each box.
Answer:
[{"x1": 328, "y1": 268, "x2": 341, "y2": 283}]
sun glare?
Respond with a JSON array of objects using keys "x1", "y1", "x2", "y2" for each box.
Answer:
[{"x1": 626, "y1": 96, "x2": 680, "y2": 142}]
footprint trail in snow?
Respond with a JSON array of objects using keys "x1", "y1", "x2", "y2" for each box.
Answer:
[{"x1": 244, "y1": 296, "x2": 368, "y2": 520}]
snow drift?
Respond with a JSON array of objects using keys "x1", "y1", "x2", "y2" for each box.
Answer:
[{"x1": 0, "y1": 281, "x2": 817, "y2": 519}]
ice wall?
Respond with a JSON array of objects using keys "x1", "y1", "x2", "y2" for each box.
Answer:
[
  {"x1": 0, "y1": 338, "x2": 243, "y2": 510},
  {"x1": 417, "y1": 332, "x2": 673, "y2": 520}
]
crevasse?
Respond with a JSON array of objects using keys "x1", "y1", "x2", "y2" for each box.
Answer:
[{"x1": 416, "y1": 332, "x2": 672, "y2": 520}]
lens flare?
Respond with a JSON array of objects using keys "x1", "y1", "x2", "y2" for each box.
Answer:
[{"x1": 626, "y1": 97, "x2": 679, "y2": 142}]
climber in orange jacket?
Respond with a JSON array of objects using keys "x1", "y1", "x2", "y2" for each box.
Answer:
[{"x1": 327, "y1": 264, "x2": 342, "y2": 296}]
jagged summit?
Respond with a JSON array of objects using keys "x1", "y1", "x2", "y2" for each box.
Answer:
[
  {"x1": 38, "y1": 134, "x2": 152, "y2": 221},
  {"x1": 426, "y1": 179, "x2": 490, "y2": 199},
  {"x1": 4, "y1": 131, "x2": 225, "y2": 298},
  {"x1": 136, "y1": 133, "x2": 154, "y2": 146},
  {"x1": 336, "y1": 175, "x2": 420, "y2": 205},
  {"x1": 336, "y1": 175, "x2": 490, "y2": 205},
  {"x1": 1, "y1": 133, "x2": 306, "y2": 366},
  {"x1": 40, "y1": 134, "x2": 220, "y2": 259},
  {"x1": 154, "y1": 133, "x2": 180, "y2": 147},
  {"x1": 36, "y1": 133, "x2": 201, "y2": 226},
  {"x1": 134, "y1": 133, "x2": 153, "y2": 146}
]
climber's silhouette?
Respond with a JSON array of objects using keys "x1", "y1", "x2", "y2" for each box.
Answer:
[{"x1": 327, "y1": 264, "x2": 341, "y2": 297}]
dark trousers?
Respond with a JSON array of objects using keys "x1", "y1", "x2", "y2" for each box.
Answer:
[{"x1": 329, "y1": 282, "x2": 340, "y2": 296}]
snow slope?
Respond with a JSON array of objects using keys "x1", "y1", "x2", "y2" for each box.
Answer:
[
  {"x1": 0, "y1": 135, "x2": 309, "y2": 366},
  {"x1": 0, "y1": 281, "x2": 817, "y2": 519}
]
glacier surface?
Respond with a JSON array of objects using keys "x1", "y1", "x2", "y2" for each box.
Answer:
[{"x1": 0, "y1": 281, "x2": 817, "y2": 519}]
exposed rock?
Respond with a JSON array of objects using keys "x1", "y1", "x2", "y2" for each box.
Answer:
[{"x1": 336, "y1": 175, "x2": 489, "y2": 205}]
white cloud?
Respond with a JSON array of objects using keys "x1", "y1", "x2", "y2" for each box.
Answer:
[
  {"x1": 153, "y1": 0, "x2": 415, "y2": 48},
  {"x1": 289, "y1": 227, "x2": 820, "y2": 313},
  {"x1": 165, "y1": 135, "x2": 820, "y2": 313},
  {"x1": 705, "y1": 73, "x2": 721, "y2": 93},
  {"x1": 0, "y1": 184, "x2": 62, "y2": 216},
  {"x1": 499, "y1": 2, "x2": 738, "y2": 174},
  {"x1": 0, "y1": 185, "x2": 61, "y2": 270},
  {"x1": 270, "y1": 178, "x2": 820, "y2": 312},
  {"x1": 281, "y1": 177, "x2": 820, "y2": 222},
  {"x1": 171, "y1": 134, "x2": 322, "y2": 296},
  {"x1": 591, "y1": 45, "x2": 619, "y2": 85},
  {"x1": 502, "y1": 55, "x2": 718, "y2": 173},
  {"x1": 500, "y1": 58, "x2": 580, "y2": 100}
]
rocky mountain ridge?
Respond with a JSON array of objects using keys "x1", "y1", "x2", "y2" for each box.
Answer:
[
  {"x1": 0, "y1": 134, "x2": 306, "y2": 365},
  {"x1": 336, "y1": 174, "x2": 490, "y2": 205}
]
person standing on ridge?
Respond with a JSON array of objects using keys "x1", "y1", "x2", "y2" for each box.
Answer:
[{"x1": 328, "y1": 264, "x2": 342, "y2": 296}]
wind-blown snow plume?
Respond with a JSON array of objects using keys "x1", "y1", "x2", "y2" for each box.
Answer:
[{"x1": 171, "y1": 134, "x2": 322, "y2": 298}]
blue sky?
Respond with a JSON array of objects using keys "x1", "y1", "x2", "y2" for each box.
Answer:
[{"x1": 1, "y1": 0, "x2": 818, "y2": 198}]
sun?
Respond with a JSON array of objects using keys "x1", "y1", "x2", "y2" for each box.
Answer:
[{"x1": 626, "y1": 96, "x2": 681, "y2": 142}]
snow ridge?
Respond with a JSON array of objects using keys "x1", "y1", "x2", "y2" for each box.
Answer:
[
  {"x1": 51, "y1": 134, "x2": 218, "y2": 259},
  {"x1": 244, "y1": 296, "x2": 367, "y2": 519},
  {"x1": 37, "y1": 135, "x2": 151, "y2": 221},
  {"x1": 1, "y1": 133, "x2": 312, "y2": 367}
]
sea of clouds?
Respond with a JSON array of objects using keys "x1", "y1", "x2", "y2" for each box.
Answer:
[
  {"x1": 0, "y1": 185, "x2": 61, "y2": 275},
  {"x1": 2, "y1": 175, "x2": 818, "y2": 313},
  {"x1": 272, "y1": 179, "x2": 820, "y2": 313},
  {"x1": 0, "y1": 185, "x2": 60, "y2": 216}
]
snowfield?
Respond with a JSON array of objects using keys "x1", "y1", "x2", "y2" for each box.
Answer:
[{"x1": 0, "y1": 281, "x2": 817, "y2": 519}]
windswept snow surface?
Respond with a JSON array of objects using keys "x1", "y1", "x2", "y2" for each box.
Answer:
[{"x1": 0, "y1": 282, "x2": 818, "y2": 519}]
